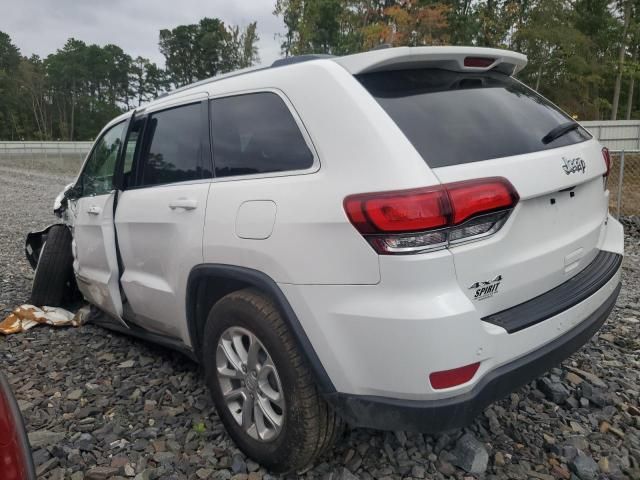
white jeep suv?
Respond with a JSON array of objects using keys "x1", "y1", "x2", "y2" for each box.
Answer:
[{"x1": 26, "y1": 47, "x2": 624, "y2": 473}]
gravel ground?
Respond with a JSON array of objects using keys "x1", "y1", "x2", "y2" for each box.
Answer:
[{"x1": 1, "y1": 165, "x2": 639, "y2": 480}]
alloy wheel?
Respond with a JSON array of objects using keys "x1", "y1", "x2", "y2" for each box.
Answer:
[{"x1": 216, "y1": 326, "x2": 285, "y2": 441}]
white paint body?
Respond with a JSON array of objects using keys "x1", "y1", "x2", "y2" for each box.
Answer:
[{"x1": 66, "y1": 47, "x2": 624, "y2": 402}]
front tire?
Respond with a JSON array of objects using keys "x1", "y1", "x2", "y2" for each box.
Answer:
[
  {"x1": 202, "y1": 288, "x2": 343, "y2": 473},
  {"x1": 29, "y1": 225, "x2": 75, "y2": 307}
]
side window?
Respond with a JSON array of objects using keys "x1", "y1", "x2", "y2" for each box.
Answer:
[
  {"x1": 210, "y1": 92, "x2": 314, "y2": 178},
  {"x1": 79, "y1": 121, "x2": 126, "y2": 196},
  {"x1": 139, "y1": 103, "x2": 203, "y2": 187}
]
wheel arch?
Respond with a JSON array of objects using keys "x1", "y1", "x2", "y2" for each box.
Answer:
[{"x1": 186, "y1": 264, "x2": 336, "y2": 394}]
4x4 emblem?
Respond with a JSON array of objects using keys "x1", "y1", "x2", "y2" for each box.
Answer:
[{"x1": 562, "y1": 156, "x2": 586, "y2": 175}]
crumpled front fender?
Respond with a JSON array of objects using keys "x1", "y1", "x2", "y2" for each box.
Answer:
[{"x1": 24, "y1": 225, "x2": 67, "y2": 270}]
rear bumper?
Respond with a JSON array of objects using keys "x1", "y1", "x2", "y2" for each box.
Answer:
[{"x1": 325, "y1": 282, "x2": 621, "y2": 432}]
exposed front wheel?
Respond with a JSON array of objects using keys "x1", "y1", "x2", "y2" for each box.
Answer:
[
  {"x1": 29, "y1": 225, "x2": 76, "y2": 307},
  {"x1": 202, "y1": 288, "x2": 343, "y2": 473}
]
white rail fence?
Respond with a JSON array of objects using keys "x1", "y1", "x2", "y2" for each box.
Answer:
[
  {"x1": 0, "y1": 141, "x2": 92, "y2": 175},
  {"x1": 581, "y1": 120, "x2": 640, "y2": 152},
  {"x1": 580, "y1": 121, "x2": 640, "y2": 217},
  {"x1": 0, "y1": 121, "x2": 638, "y2": 214}
]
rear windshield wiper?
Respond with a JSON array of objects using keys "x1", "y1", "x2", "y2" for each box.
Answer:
[{"x1": 541, "y1": 121, "x2": 580, "y2": 145}]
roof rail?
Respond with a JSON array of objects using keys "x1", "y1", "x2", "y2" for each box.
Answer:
[
  {"x1": 271, "y1": 54, "x2": 334, "y2": 68},
  {"x1": 371, "y1": 43, "x2": 393, "y2": 51},
  {"x1": 162, "y1": 65, "x2": 269, "y2": 98}
]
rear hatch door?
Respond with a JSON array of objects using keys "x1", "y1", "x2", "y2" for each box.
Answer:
[{"x1": 358, "y1": 67, "x2": 609, "y2": 317}]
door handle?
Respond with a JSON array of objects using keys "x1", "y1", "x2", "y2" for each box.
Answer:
[
  {"x1": 87, "y1": 205, "x2": 101, "y2": 215},
  {"x1": 169, "y1": 198, "x2": 198, "y2": 210}
]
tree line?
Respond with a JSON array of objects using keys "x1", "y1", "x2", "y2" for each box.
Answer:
[
  {"x1": 0, "y1": 18, "x2": 259, "y2": 141},
  {"x1": 1, "y1": 2, "x2": 639, "y2": 141},
  {"x1": 275, "y1": 0, "x2": 640, "y2": 122}
]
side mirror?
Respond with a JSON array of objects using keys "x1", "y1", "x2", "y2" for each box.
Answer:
[
  {"x1": 64, "y1": 182, "x2": 85, "y2": 201},
  {"x1": 53, "y1": 183, "x2": 77, "y2": 217}
]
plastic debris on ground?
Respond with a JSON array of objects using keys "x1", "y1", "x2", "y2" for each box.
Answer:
[{"x1": 0, "y1": 304, "x2": 89, "y2": 335}]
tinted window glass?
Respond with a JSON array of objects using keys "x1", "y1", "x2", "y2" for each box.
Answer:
[
  {"x1": 211, "y1": 92, "x2": 314, "y2": 177},
  {"x1": 140, "y1": 103, "x2": 203, "y2": 186},
  {"x1": 79, "y1": 121, "x2": 126, "y2": 196},
  {"x1": 358, "y1": 69, "x2": 591, "y2": 168}
]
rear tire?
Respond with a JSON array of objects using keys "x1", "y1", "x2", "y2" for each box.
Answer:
[
  {"x1": 202, "y1": 288, "x2": 343, "y2": 473},
  {"x1": 29, "y1": 225, "x2": 75, "y2": 307}
]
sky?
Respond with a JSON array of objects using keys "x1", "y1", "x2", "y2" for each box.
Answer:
[{"x1": 0, "y1": 0, "x2": 286, "y2": 67}]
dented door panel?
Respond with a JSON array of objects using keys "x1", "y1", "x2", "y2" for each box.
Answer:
[{"x1": 72, "y1": 193, "x2": 126, "y2": 327}]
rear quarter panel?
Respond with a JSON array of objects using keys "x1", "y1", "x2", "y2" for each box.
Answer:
[{"x1": 202, "y1": 61, "x2": 443, "y2": 285}]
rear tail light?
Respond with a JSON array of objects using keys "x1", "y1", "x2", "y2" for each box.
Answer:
[
  {"x1": 344, "y1": 187, "x2": 449, "y2": 234},
  {"x1": 0, "y1": 374, "x2": 35, "y2": 480},
  {"x1": 446, "y1": 179, "x2": 516, "y2": 224},
  {"x1": 430, "y1": 362, "x2": 480, "y2": 389},
  {"x1": 344, "y1": 177, "x2": 518, "y2": 254},
  {"x1": 602, "y1": 147, "x2": 611, "y2": 180}
]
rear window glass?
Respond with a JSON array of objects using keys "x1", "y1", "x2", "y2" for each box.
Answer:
[{"x1": 357, "y1": 69, "x2": 591, "y2": 168}]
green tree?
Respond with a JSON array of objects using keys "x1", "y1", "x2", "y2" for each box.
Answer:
[
  {"x1": 0, "y1": 18, "x2": 262, "y2": 141},
  {"x1": 240, "y1": 22, "x2": 261, "y2": 68},
  {"x1": 130, "y1": 57, "x2": 169, "y2": 106},
  {"x1": 19, "y1": 56, "x2": 50, "y2": 139},
  {"x1": 274, "y1": 0, "x2": 363, "y2": 55},
  {"x1": 611, "y1": 0, "x2": 633, "y2": 119},
  {"x1": 159, "y1": 18, "x2": 261, "y2": 88},
  {"x1": 275, "y1": 0, "x2": 304, "y2": 56},
  {"x1": 159, "y1": 24, "x2": 199, "y2": 86},
  {"x1": 446, "y1": 0, "x2": 479, "y2": 45},
  {"x1": 0, "y1": 31, "x2": 22, "y2": 139},
  {"x1": 625, "y1": 10, "x2": 640, "y2": 118}
]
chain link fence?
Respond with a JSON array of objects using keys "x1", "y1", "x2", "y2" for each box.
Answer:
[
  {"x1": 0, "y1": 123, "x2": 638, "y2": 215},
  {"x1": 581, "y1": 121, "x2": 640, "y2": 217},
  {"x1": 607, "y1": 152, "x2": 639, "y2": 217}
]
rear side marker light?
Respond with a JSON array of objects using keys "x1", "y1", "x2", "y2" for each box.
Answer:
[
  {"x1": 464, "y1": 57, "x2": 495, "y2": 68},
  {"x1": 430, "y1": 362, "x2": 480, "y2": 390},
  {"x1": 344, "y1": 177, "x2": 519, "y2": 254},
  {"x1": 602, "y1": 147, "x2": 611, "y2": 179}
]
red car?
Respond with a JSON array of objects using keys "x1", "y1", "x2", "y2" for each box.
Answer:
[{"x1": 0, "y1": 371, "x2": 36, "y2": 480}]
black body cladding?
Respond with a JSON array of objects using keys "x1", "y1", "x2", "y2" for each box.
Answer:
[{"x1": 483, "y1": 250, "x2": 622, "y2": 333}]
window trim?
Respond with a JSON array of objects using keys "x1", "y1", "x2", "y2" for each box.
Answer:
[
  {"x1": 123, "y1": 99, "x2": 212, "y2": 191},
  {"x1": 208, "y1": 87, "x2": 320, "y2": 183},
  {"x1": 141, "y1": 91, "x2": 208, "y2": 116},
  {"x1": 114, "y1": 112, "x2": 147, "y2": 191},
  {"x1": 76, "y1": 119, "x2": 129, "y2": 198}
]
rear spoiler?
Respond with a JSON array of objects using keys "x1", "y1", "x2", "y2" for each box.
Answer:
[{"x1": 334, "y1": 46, "x2": 528, "y2": 76}]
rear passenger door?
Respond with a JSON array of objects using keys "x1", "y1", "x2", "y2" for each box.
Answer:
[{"x1": 115, "y1": 98, "x2": 211, "y2": 340}]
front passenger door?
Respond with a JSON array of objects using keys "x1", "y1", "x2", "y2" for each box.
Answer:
[{"x1": 71, "y1": 120, "x2": 128, "y2": 326}]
